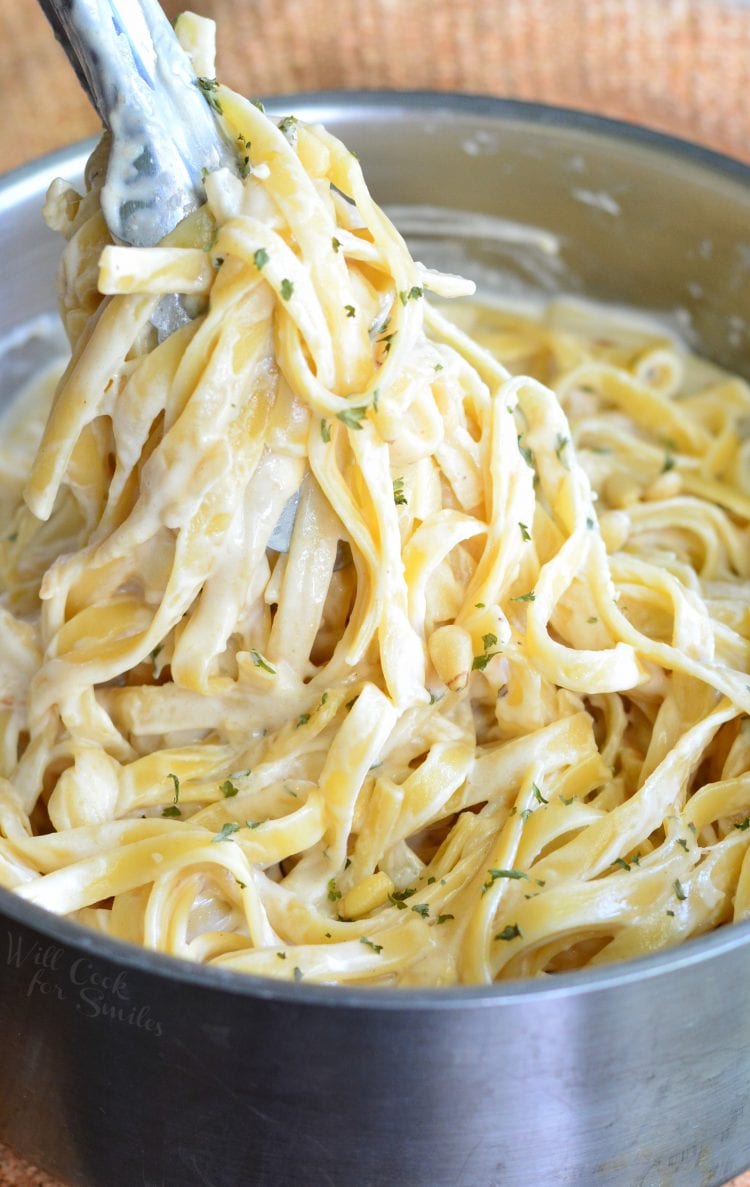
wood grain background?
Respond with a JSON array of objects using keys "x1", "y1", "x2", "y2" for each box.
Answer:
[{"x1": 2, "y1": 0, "x2": 750, "y2": 1184}]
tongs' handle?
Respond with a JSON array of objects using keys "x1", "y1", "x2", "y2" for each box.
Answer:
[{"x1": 38, "y1": 0, "x2": 234, "y2": 245}]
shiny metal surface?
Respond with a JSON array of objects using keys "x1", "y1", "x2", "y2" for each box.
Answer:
[
  {"x1": 37, "y1": 0, "x2": 233, "y2": 245},
  {"x1": 2, "y1": 94, "x2": 750, "y2": 1187}
]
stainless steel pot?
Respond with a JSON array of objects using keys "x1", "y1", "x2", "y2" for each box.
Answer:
[{"x1": 2, "y1": 94, "x2": 750, "y2": 1187}]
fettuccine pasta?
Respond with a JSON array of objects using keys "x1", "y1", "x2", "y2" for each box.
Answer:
[{"x1": 1, "y1": 17, "x2": 750, "y2": 986}]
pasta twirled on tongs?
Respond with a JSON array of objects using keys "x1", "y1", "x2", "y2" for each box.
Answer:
[{"x1": 1, "y1": 17, "x2": 750, "y2": 986}]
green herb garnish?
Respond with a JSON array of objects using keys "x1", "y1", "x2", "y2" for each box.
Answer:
[
  {"x1": 336, "y1": 406, "x2": 368, "y2": 431},
  {"x1": 250, "y1": 649, "x2": 276, "y2": 674},
  {"x1": 213, "y1": 822, "x2": 241, "y2": 843},
  {"x1": 393, "y1": 477, "x2": 407, "y2": 506},
  {"x1": 195, "y1": 76, "x2": 222, "y2": 114},
  {"x1": 280, "y1": 278, "x2": 294, "y2": 301},
  {"x1": 278, "y1": 115, "x2": 298, "y2": 144},
  {"x1": 221, "y1": 779, "x2": 239, "y2": 798},
  {"x1": 482, "y1": 868, "x2": 528, "y2": 894},
  {"x1": 253, "y1": 247, "x2": 269, "y2": 271},
  {"x1": 472, "y1": 652, "x2": 499, "y2": 672},
  {"x1": 399, "y1": 285, "x2": 423, "y2": 305},
  {"x1": 495, "y1": 924, "x2": 522, "y2": 941},
  {"x1": 359, "y1": 936, "x2": 383, "y2": 954}
]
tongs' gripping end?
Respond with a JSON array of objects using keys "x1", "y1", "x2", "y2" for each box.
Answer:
[{"x1": 38, "y1": 0, "x2": 98, "y2": 111}]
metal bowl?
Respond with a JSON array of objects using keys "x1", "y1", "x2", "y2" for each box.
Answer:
[{"x1": 2, "y1": 94, "x2": 750, "y2": 1187}]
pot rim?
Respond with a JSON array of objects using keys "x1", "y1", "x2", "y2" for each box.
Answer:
[{"x1": 3, "y1": 89, "x2": 750, "y2": 1012}]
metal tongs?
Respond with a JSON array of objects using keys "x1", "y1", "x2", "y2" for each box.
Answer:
[
  {"x1": 38, "y1": 0, "x2": 306, "y2": 554},
  {"x1": 38, "y1": 0, "x2": 234, "y2": 246}
]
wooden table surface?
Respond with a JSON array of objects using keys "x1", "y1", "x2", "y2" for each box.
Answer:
[{"x1": 2, "y1": 0, "x2": 750, "y2": 1184}]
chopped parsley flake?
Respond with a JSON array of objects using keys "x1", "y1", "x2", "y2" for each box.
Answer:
[
  {"x1": 295, "y1": 713, "x2": 311, "y2": 728},
  {"x1": 293, "y1": 966, "x2": 303, "y2": 982},
  {"x1": 359, "y1": 936, "x2": 383, "y2": 954},
  {"x1": 512, "y1": 590, "x2": 536, "y2": 603},
  {"x1": 532, "y1": 783, "x2": 548, "y2": 805},
  {"x1": 249, "y1": 649, "x2": 276, "y2": 674},
  {"x1": 472, "y1": 651, "x2": 499, "y2": 672},
  {"x1": 168, "y1": 772, "x2": 180, "y2": 803},
  {"x1": 253, "y1": 247, "x2": 269, "y2": 271},
  {"x1": 586, "y1": 516, "x2": 595, "y2": 530},
  {"x1": 436, "y1": 914, "x2": 454, "y2": 925},
  {"x1": 517, "y1": 437, "x2": 534, "y2": 468},
  {"x1": 519, "y1": 522, "x2": 531, "y2": 541},
  {"x1": 735, "y1": 818, "x2": 750, "y2": 831},
  {"x1": 393, "y1": 477, "x2": 408, "y2": 506},
  {"x1": 662, "y1": 452, "x2": 676, "y2": 473},
  {"x1": 495, "y1": 924, "x2": 522, "y2": 942},
  {"x1": 344, "y1": 304, "x2": 356, "y2": 318},
  {"x1": 221, "y1": 779, "x2": 239, "y2": 798},
  {"x1": 320, "y1": 419, "x2": 331, "y2": 443},
  {"x1": 676, "y1": 837, "x2": 689, "y2": 851},
  {"x1": 327, "y1": 878, "x2": 342, "y2": 902},
  {"x1": 236, "y1": 134, "x2": 251, "y2": 179},
  {"x1": 277, "y1": 951, "x2": 287, "y2": 960},
  {"x1": 280, "y1": 278, "x2": 294, "y2": 301},
  {"x1": 410, "y1": 903, "x2": 430, "y2": 918},
  {"x1": 195, "y1": 76, "x2": 222, "y2": 114},
  {"x1": 162, "y1": 806, "x2": 181, "y2": 818},
  {"x1": 336, "y1": 406, "x2": 368, "y2": 430},
  {"x1": 674, "y1": 878, "x2": 687, "y2": 901},
  {"x1": 332, "y1": 236, "x2": 342, "y2": 253},
  {"x1": 482, "y1": 633, "x2": 498, "y2": 651},
  {"x1": 213, "y1": 822, "x2": 241, "y2": 843},
  {"x1": 613, "y1": 857, "x2": 631, "y2": 871},
  {"x1": 555, "y1": 434, "x2": 570, "y2": 463},
  {"x1": 399, "y1": 285, "x2": 424, "y2": 305},
  {"x1": 482, "y1": 868, "x2": 528, "y2": 894},
  {"x1": 278, "y1": 115, "x2": 298, "y2": 145}
]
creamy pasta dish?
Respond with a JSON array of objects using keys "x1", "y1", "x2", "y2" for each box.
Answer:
[{"x1": 1, "y1": 17, "x2": 749, "y2": 987}]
